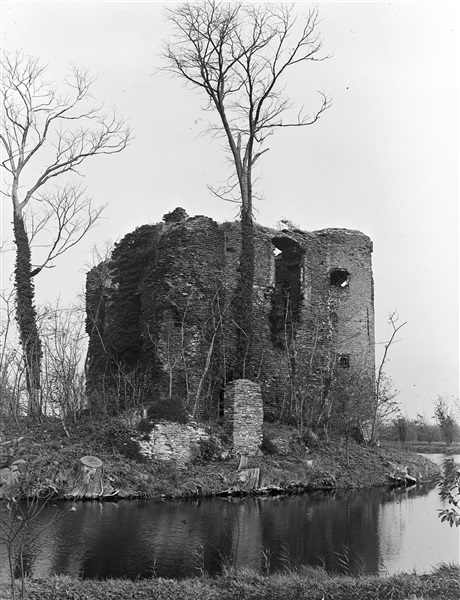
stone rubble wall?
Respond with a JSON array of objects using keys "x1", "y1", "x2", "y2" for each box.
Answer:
[
  {"x1": 137, "y1": 422, "x2": 209, "y2": 465},
  {"x1": 139, "y1": 215, "x2": 226, "y2": 414},
  {"x1": 224, "y1": 379, "x2": 263, "y2": 456}
]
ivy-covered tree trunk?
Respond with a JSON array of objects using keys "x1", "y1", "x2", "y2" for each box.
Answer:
[
  {"x1": 13, "y1": 210, "x2": 42, "y2": 417},
  {"x1": 234, "y1": 205, "x2": 255, "y2": 380}
]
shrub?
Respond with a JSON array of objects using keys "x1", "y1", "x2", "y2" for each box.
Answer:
[
  {"x1": 261, "y1": 433, "x2": 278, "y2": 455},
  {"x1": 137, "y1": 418, "x2": 154, "y2": 436},
  {"x1": 193, "y1": 436, "x2": 221, "y2": 464},
  {"x1": 95, "y1": 418, "x2": 145, "y2": 461},
  {"x1": 147, "y1": 397, "x2": 188, "y2": 424},
  {"x1": 302, "y1": 428, "x2": 320, "y2": 448}
]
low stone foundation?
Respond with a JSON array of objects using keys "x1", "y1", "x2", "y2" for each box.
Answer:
[
  {"x1": 137, "y1": 422, "x2": 209, "y2": 465},
  {"x1": 224, "y1": 379, "x2": 263, "y2": 456}
]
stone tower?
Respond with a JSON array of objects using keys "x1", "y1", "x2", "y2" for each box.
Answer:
[{"x1": 85, "y1": 210, "x2": 375, "y2": 431}]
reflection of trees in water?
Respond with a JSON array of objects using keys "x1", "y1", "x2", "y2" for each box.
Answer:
[
  {"x1": 224, "y1": 498, "x2": 262, "y2": 570},
  {"x1": 0, "y1": 500, "x2": 66, "y2": 583},
  {"x1": 3, "y1": 502, "x2": 131, "y2": 579},
  {"x1": 37, "y1": 502, "x2": 110, "y2": 577},
  {"x1": 258, "y1": 490, "x2": 382, "y2": 574},
  {"x1": 135, "y1": 499, "x2": 230, "y2": 578},
  {"x1": 380, "y1": 481, "x2": 436, "y2": 505},
  {"x1": 134, "y1": 498, "x2": 262, "y2": 577},
  {"x1": 377, "y1": 481, "x2": 440, "y2": 573},
  {"x1": 8, "y1": 484, "x2": 441, "y2": 579},
  {"x1": 75, "y1": 498, "x2": 249, "y2": 579},
  {"x1": 377, "y1": 482, "x2": 437, "y2": 564},
  {"x1": 79, "y1": 502, "x2": 145, "y2": 578}
]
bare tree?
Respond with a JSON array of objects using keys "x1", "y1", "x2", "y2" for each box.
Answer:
[
  {"x1": 370, "y1": 311, "x2": 406, "y2": 444},
  {"x1": 0, "y1": 50, "x2": 131, "y2": 416},
  {"x1": 25, "y1": 183, "x2": 105, "y2": 278},
  {"x1": 0, "y1": 289, "x2": 26, "y2": 426},
  {"x1": 40, "y1": 302, "x2": 87, "y2": 433},
  {"x1": 163, "y1": 1, "x2": 330, "y2": 378}
]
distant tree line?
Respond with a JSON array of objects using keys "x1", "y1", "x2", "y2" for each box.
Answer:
[{"x1": 380, "y1": 397, "x2": 460, "y2": 447}]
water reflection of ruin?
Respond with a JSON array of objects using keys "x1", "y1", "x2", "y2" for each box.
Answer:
[
  {"x1": 257, "y1": 491, "x2": 381, "y2": 573},
  {"x1": 2, "y1": 481, "x2": 453, "y2": 582}
]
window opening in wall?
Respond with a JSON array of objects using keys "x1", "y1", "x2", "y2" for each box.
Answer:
[
  {"x1": 338, "y1": 354, "x2": 350, "y2": 368},
  {"x1": 330, "y1": 268, "x2": 350, "y2": 288},
  {"x1": 269, "y1": 237, "x2": 304, "y2": 344},
  {"x1": 218, "y1": 387, "x2": 225, "y2": 417}
]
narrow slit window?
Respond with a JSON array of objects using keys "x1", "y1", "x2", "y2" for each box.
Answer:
[
  {"x1": 330, "y1": 269, "x2": 350, "y2": 288},
  {"x1": 339, "y1": 354, "x2": 350, "y2": 368}
]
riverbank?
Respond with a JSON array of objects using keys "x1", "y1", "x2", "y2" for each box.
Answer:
[
  {"x1": 1, "y1": 563, "x2": 459, "y2": 600},
  {"x1": 0, "y1": 415, "x2": 441, "y2": 500},
  {"x1": 381, "y1": 441, "x2": 460, "y2": 454}
]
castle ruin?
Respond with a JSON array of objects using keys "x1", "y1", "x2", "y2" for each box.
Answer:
[{"x1": 85, "y1": 208, "x2": 375, "y2": 435}]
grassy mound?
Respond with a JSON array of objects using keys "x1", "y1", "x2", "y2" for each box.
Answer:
[{"x1": 0, "y1": 415, "x2": 440, "y2": 500}]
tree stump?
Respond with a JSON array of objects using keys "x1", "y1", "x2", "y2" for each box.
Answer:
[
  {"x1": 238, "y1": 455, "x2": 249, "y2": 471},
  {"x1": 67, "y1": 456, "x2": 105, "y2": 499},
  {"x1": 238, "y1": 467, "x2": 261, "y2": 490}
]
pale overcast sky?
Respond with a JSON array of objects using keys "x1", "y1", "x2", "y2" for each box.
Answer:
[{"x1": 1, "y1": 1, "x2": 459, "y2": 418}]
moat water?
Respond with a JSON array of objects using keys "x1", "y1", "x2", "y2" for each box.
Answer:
[{"x1": 1, "y1": 454, "x2": 458, "y2": 581}]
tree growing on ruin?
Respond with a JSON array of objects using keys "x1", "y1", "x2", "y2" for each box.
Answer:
[
  {"x1": 0, "y1": 50, "x2": 131, "y2": 417},
  {"x1": 163, "y1": 1, "x2": 330, "y2": 378}
]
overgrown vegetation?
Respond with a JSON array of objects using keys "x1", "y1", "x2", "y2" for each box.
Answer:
[
  {"x1": 0, "y1": 417, "x2": 440, "y2": 503},
  {"x1": 0, "y1": 494, "x2": 66, "y2": 600},
  {"x1": 106, "y1": 225, "x2": 159, "y2": 368},
  {"x1": 1, "y1": 50, "x2": 130, "y2": 419},
  {"x1": 0, "y1": 563, "x2": 458, "y2": 600},
  {"x1": 437, "y1": 456, "x2": 460, "y2": 527},
  {"x1": 147, "y1": 396, "x2": 189, "y2": 424}
]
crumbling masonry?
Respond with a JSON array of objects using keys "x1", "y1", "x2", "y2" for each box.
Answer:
[{"x1": 85, "y1": 208, "x2": 375, "y2": 434}]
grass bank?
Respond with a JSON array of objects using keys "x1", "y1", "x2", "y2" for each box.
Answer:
[
  {"x1": 1, "y1": 564, "x2": 459, "y2": 600},
  {"x1": 381, "y1": 441, "x2": 460, "y2": 455},
  {"x1": 1, "y1": 416, "x2": 441, "y2": 500}
]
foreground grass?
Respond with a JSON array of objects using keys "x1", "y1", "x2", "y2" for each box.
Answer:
[{"x1": 1, "y1": 564, "x2": 459, "y2": 600}]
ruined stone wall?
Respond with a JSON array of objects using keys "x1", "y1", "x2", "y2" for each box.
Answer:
[
  {"x1": 137, "y1": 421, "x2": 209, "y2": 465},
  {"x1": 105, "y1": 224, "x2": 161, "y2": 366},
  {"x1": 219, "y1": 222, "x2": 288, "y2": 419},
  {"x1": 318, "y1": 228, "x2": 375, "y2": 377},
  {"x1": 139, "y1": 214, "x2": 226, "y2": 415},
  {"x1": 267, "y1": 227, "x2": 375, "y2": 425},
  {"x1": 85, "y1": 262, "x2": 111, "y2": 397},
  {"x1": 296, "y1": 228, "x2": 374, "y2": 428},
  {"x1": 224, "y1": 379, "x2": 263, "y2": 455},
  {"x1": 85, "y1": 225, "x2": 161, "y2": 406},
  {"x1": 85, "y1": 210, "x2": 375, "y2": 429}
]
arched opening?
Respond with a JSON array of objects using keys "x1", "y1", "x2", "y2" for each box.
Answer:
[{"x1": 270, "y1": 237, "x2": 303, "y2": 343}]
